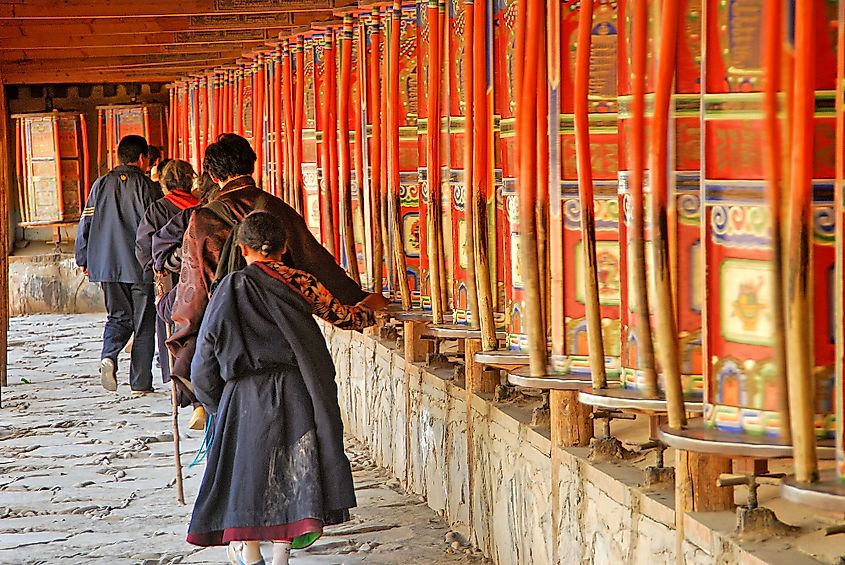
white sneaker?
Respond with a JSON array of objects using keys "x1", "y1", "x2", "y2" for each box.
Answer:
[{"x1": 100, "y1": 358, "x2": 117, "y2": 392}]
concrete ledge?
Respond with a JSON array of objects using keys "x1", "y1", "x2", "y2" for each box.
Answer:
[
  {"x1": 324, "y1": 324, "x2": 840, "y2": 564},
  {"x1": 10, "y1": 252, "x2": 103, "y2": 316}
]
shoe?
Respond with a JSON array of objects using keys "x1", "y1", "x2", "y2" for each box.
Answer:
[
  {"x1": 188, "y1": 405, "x2": 207, "y2": 431},
  {"x1": 100, "y1": 358, "x2": 117, "y2": 392},
  {"x1": 131, "y1": 388, "x2": 155, "y2": 395},
  {"x1": 227, "y1": 542, "x2": 266, "y2": 565}
]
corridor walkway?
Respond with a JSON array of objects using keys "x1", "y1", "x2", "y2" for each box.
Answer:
[{"x1": 0, "y1": 314, "x2": 487, "y2": 565}]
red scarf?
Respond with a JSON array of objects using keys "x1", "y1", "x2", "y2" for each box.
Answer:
[{"x1": 164, "y1": 190, "x2": 200, "y2": 210}]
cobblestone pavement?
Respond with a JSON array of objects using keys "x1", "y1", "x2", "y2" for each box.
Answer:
[{"x1": 0, "y1": 314, "x2": 487, "y2": 565}]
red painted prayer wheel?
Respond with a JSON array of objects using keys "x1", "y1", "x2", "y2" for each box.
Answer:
[
  {"x1": 97, "y1": 103, "x2": 167, "y2": 172},
  {"x1": 14, "y1": 111, "x2": 89, "y2": 226}
]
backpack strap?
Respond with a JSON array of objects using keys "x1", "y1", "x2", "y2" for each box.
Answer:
[{"x1": 203, "y1": 192, "x2": 271, "y2": 294}]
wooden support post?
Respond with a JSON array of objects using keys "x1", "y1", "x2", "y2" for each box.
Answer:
[
  {"x1": 403, "y1": 320, "x2": 432, "y2": 363},
  {"x1": 464, "y1": 338, "x2": 497, "y2": 394},
  {"x1": 0, "y1": 82, "x2": 9, "y2": 391},
  {"x1": 675, "y1": 450, "x2": 733, "y2": 514},
  {"x1": 550, "y1": 390, "x2": 592, "y2": 448}
]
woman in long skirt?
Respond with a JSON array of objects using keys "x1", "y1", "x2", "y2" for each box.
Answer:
[{"x1": 186, "y1": 211, "x2": 386, "y2": 565}]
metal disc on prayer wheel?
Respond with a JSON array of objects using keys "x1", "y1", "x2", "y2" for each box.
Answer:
[
  {"x1": 578, "y1": 385, "x2": 704, "y2": 416},
  {"x1": 507, "y1": 357, "x2": 621, "y2": 391},
  {"x1": 14, "y1": 111, "x2": 88, "y2": 226}
]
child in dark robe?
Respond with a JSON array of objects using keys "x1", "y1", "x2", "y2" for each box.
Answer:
[{"x1": 186, "y1": 211, "x2": 385, "y2": 565}]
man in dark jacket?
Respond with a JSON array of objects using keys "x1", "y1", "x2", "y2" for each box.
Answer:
[
  {"x1": 167, "y1": 133, "x2": 385, "y2": 386},
  {"x1": 75, "y1": 135, "x2": 164, "y2": 393}
]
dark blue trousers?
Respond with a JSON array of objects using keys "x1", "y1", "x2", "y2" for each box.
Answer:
[{"x1": 101, "y1": 282, "x2": 156, "y2": 391}]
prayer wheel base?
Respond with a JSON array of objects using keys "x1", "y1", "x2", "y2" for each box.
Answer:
[
  {"x1": 578, "y1": 385, "x2": 703, "y2": 415},
  {"x1": 658, "y1": 419, "x2": 837, "y2": 460},
  {"x1": 507, "y1": 365, "x2": 593, "y2": 391},
  {"x1": 781, "y1": 471, "x2": 845, "y2": 514},
  {"x1": 388, "y1": 307, "x2": 436, "y2": 323},
  {"x1": 474, "y1": 349, "x2": 529, "y2": 370},
  {"x1": 423, "y1": 324, "x2": 507, "y2": 341}
]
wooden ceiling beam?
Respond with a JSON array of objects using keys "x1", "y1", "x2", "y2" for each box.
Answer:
[
  {"x1": 0, "y1": 27, "x2": 287, "y2": 48},
  {"x1": 0, "y1": 0, "x2": 356, "y2": 20},
  {"x1": 1, "y1": 54, "x2": 244, "y2": 75},
  {"x1": 0, "y1": 42, "x2": 267, "y2": 61},
  {"x1": 3, "y1": 68, "x2": 203, "y2": 84},
  {"x1": 0, "y1": 11, "x2": 329, "y2": 37}
]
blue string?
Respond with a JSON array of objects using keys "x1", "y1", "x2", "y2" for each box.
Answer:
[{"x1": 189, "y1": 413, "x2": 214, "y2": 468}]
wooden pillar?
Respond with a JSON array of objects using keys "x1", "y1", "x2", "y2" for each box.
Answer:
[
  {"x1": 675, "y1": 450, "x2": 733, "y2": 516},
  {"x1": 550, "y1": 391, "x2": 592, "y2": 448},
  {"x1": 0, "y1": 82, "x2": 9, "y2": 390},
  {"x1": 464, "y1": 338, "x2": 497, "y2": 394},
  {"x1": 403, "y1": 320, "x2": 431, "y2": 363}
]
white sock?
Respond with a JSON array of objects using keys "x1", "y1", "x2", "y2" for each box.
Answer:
[{"x1": 272, "y1": 541, "x2": 291, "y2": 565}]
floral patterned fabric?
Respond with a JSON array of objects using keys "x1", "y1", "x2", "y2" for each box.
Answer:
[{"x1": 257, "y1": 261, "x2": 376, "y2": 331}]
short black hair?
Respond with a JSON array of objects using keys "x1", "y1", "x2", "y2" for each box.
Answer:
[
  {"x1": 203, "y1": 133, "x2": 256, "y2": 181},
  {"x1": 237, "y1": 210, "x2": 287, "y2": 257},
  {"x1": 117, "y1": 135, "x2": 149, "y2": 165},
  {"x1": 147, "y1": 145, "x2": 162, "y2": 167}
]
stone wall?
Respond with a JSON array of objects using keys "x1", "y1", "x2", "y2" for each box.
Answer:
[
  {"x1": 10, "y1": 252, "x2": 103, "y2": 316},
  {"x1": 324, "y1": 325, "x2": 828, "y2": 565}
]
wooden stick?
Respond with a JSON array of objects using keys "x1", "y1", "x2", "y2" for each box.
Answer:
[
  {"x1": 294, "y1": 38, "x2": 306, "y2": 213},
  {"x1": 387, "y1": 3, "x2": 411, "y2": 308},
  {"x1": 170, "y1": 379, "x2": 186, "y2": 505},
  {"x1": 180, "y1": 87, "x2": 189, "y2": 162},
  {"x1": 786, "y1": 0, "x2": 818, "y2": 484},
  {"x1": 319, "y1": 32, "x2": 338, "y2": 255},
  {"x1": 283, "y1": 42, "x2": 296, "y2": 206},
  {"x1": 190, "y1": 84, "x2": 200, "y2": 171},
  {"x1": 353, "y1": 21, "x2": 370, "y2": 286},
  {"x1": 835, "y1": 0, "x2": 845, "y2": 483},
  {"x1": 254, "y1": 55, "x2": 266, "y2": 186},
  {"x1": 51, "y1": 114, "x2": 65, "y2": 220},
  {"x1": 536, "y1": 30, "x2": 549, "y2": 337},
  {"x1": 166, "y1": 91, "x2": 173, "y2": 159},
  {"x1": 472, "y1": 0, "x2": 497, "y2": 351},
  {"x1": 370, "y1": 11, "x2": 385, "y2": 293},
  {"x1": 79, "y1": 113, "x2": 90, "y2": 203},
  {"x1": 378, "y1": 13, "x2": 392, "y2": 299},
  {"x1": 628, "y1": 0, "x2": 657, "y2": 397},
  {"x1": 327, "y1": 29, "x2": 342, "y2": 257},
  {"x1": 427, "y1": 0, "x2": 445, "y2": 323},
  {"x1": 340, "y1": 16, "x2": 362, "y2": 284},
  {"x1": 649, "y1": 0, "x2": 685, "y2": 429},
  {"x1": 574, "y1": 0, "x2": 606, "y2": 389},
  {"x1": 517, "y1": 0, "x2": 546, "y2": 375},
  {"x1": 463, "y1": 0, "x2": 480, "y2": 328},
  {"x1": 762, "y1": 0, "x2": 790, "y2": 439},
  {"x1": 199, "y1": 77, "x2": 209, "y2": 161},
  {"x1": 273, "y1": 47, "x2": 284, "y2": 198},
  {"x1": 14, "y1": 119, "x2": 25, "y2": 224},
  {"x1": 236, "y1": 65, "x2": 245, "y2": 137}
]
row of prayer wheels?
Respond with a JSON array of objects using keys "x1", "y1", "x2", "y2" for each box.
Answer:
[{"x1": 167, "y1": 0, "x2": 844, "y2": 531}]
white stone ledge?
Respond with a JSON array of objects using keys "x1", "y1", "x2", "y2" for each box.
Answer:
[{"x1": 322, "y1": 324, "x2": 836, "y2": 565}]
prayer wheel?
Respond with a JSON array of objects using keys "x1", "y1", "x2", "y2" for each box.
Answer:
[
  {"x1": 612, "y1": 0, "x2": 705, "y2": 399},
  {"x1": 301, "y1": 31, "x2": 324, "y2": 242},
  {"x1": 395, "y1": 3, "x2": 423, "y2": 306},
  {"x1": 97, "y1": 103, "x2": 167, "y2": 171},
  {"x1": 14, "y1": 111, "x2": 90, "y2": 226},
  {"x1": 701, "y1": 0, "x2": 835, "y2": 440},
  {"x1": 447, "y1": 0, "x2": 472, "y2": 324},
  {"x1": 554, "y1": 0, "x2": 621, "y2": 375}
]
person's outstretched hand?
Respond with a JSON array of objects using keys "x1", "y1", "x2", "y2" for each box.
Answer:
[{"x1": 358, "y1": 293, "x2": 390, "y2": 311}]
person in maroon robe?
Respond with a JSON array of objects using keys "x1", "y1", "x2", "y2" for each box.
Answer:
[{"x1": 166, "y1": 133, "x2": 385, "y2": 389}]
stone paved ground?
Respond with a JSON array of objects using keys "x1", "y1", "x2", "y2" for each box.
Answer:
[{"x1": 0, "y1": 314, "x2": 488, "y2": 565}]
